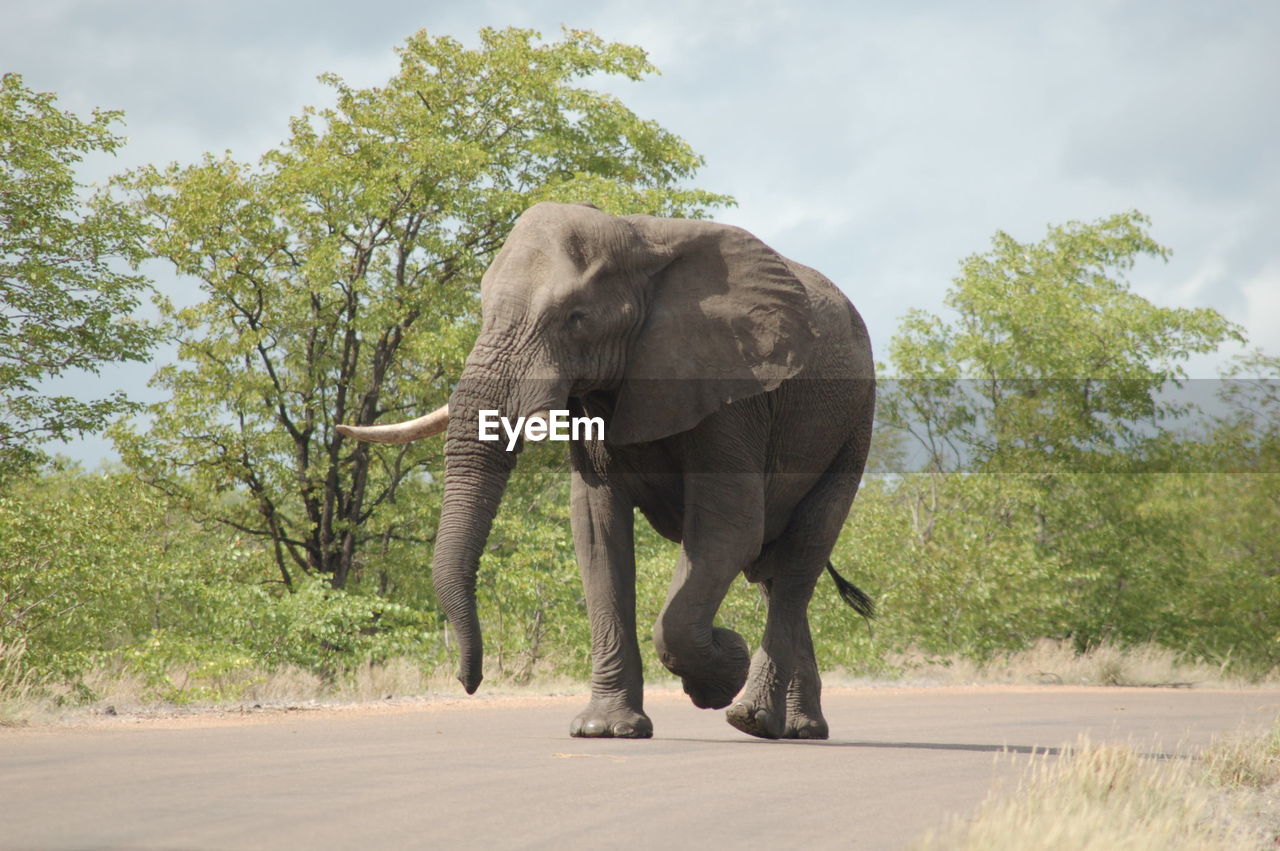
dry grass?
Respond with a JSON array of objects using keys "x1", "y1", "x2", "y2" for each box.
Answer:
[
  {"x1": 0, "y1": 642, "x2": 45, "y2": 726},
  {"x1": 1202, "y1": 724, "x2": 1280, "y2": 790},
  {"x1": 877, "y1": 640, "x2": 1261, "y2": 689},
  {"x1": 0, "y1": 654, "x2": 445, "y2": 725},
  {"x1": 0, "y1": 654, "x2": 601, "y2": 725},
  {"x1": 2, "y1": 639, "x2": 1274, "y2": 725},
  {"x1": 920, "y1": 723, "x2": 1280, "y2": 850}
]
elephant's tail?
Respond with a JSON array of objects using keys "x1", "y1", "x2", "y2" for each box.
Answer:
[{"x1": 826, "y1": 561, "x2": 876, "y2": 621}]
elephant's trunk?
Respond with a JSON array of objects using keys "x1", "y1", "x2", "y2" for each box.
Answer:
[{"x1": 431, "y1": 378, "x2": 519, "y2": 694}]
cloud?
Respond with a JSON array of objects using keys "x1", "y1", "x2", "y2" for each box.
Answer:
[
  {"x1": 1059, "y1": 5, "x2": 1280, "y2": 200},
  {"x1": 4, "y1": 0, "x2": 1277, "y2": 465},
  {"x1": 1241, "y1": 264, "x2": 1280, "y2": 359}
]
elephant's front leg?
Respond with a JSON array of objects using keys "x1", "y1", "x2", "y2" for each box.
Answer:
[{"x1": 567, "y1": 461, "x2": 651, "y2": 738}]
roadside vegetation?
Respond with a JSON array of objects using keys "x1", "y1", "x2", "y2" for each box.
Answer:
[
  {"x1": 920, "y1": 721, "x2": 1280, "y2": 849},
  {"x1": 2, "y1": 27, "x2": 1278, "y2": 725}
]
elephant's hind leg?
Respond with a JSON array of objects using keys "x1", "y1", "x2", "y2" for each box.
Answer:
[
  {"x1": 781, "y1": 614, "x2": 828, "y2": 739},
  {"x1": 726, "y1": 571, "x2": 824, "y2": 739},
  {"x1": 728, "y1": 440, "x2": 866, "y2": 740}
]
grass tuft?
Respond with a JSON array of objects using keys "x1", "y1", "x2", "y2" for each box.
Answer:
[
  {"x1": 920, "y1": 723, "x2": 1280, "y2": 850},
  {"x1": 0, "y1": 642, "x2": 43, "y2": 726},
  {"x1": 1202, "y1": 725, "x2": 1280, "y2": 790}
]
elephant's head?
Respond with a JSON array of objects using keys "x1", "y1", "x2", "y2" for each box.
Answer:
[{"x1": 339, "y1": 202, "x2": 818, "y2": 693}]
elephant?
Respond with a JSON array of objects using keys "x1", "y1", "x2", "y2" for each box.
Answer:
[{"x1": 337, "y1": 201, "x2": 875, "y2": 739}]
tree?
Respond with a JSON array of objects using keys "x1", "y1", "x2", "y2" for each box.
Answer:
[
  {"x1": 113, "y1": 27, "x2": 731, "y2": 591},
  {"x1": 883, "y1": 211, "x2": 1242, "y2": 473},
  {"x1": 0, "y1": 73, "x2": 162, "y2": 478},
  {"x1": 877, "y1": 211, "x2": 1248, "y2": 655}
]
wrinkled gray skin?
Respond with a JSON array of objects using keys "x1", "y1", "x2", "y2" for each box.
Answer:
[{"x1": 371, "y1": 202, "x2": 873, "y2": 739}]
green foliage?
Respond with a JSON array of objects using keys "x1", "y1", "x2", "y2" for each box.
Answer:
[
  {"x1": 477, "y1": 443, "x2": 588, "y2": 681},
  {"x1": 0, "y1": 468, "x2": 228, "y2": 682},
  {"x1": 0, "y1": 469, "x2": 440, "y2": 702},
  {"x1": 821, "y1": 469, "x2": 1279, "y2": 673},
  {"x1": 112, "y1": 26, "x2": 730, "y2": 592},
  {"x1": 854, "y1": 212, "x2": 1276, "y2": 674},
  {"x1": 0, "y1": 74, "x2": 163, "y2": 477},
  {"x1": 822, "y1": 475, "x2": 1064, "y2": 662}
]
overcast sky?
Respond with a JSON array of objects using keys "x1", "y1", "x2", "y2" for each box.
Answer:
[{"x1": 5, "y1": 0, "x2": 1278, "y2": 466}]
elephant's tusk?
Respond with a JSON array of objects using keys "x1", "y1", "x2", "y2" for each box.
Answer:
[{"x1": 335, "y1": 404, "x2": 449, "y2": 444}]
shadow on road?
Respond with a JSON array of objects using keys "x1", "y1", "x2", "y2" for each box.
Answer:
[
  {"x1": 833, "y1": 740, "x2": 1063, "y2": 755},
  {"x1": 665, "y1": 738, "x2": 1184, "y2": 759}
]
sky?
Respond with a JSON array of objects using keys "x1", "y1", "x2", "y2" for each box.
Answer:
[{"x1": 5, "y1": 0, "x2": 1278, "y2": 466}]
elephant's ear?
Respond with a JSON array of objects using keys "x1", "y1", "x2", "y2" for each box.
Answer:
[{"x1": 609, "y1": 219, "x2": 816, "y2": 445}]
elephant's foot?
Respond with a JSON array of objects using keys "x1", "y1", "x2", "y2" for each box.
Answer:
[
  {"x1": 569, "y1": 700, "x2": 653, "y2": 739},
  {"x1": 726, "y1": 699, "x2": 825, "y2": 739},
  {"x1": 725, "y1": 700, "x2": 785, "y2": 739},
  {"x1": 728, "y1": 648, "x2": 829, "y2": 739},
  {"x1": 673, "y1": 627, "x2": 750, "y2": 710},
  {"x1": 782, "y1": 712, "x2": 829, "y2": 740},
  {"x1": 781, "y1": 673, "x2": 829, "y2": 739}
]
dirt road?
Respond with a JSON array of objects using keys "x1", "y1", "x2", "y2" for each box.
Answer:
[{"x1": 3, "y1": 685, "x2": 1277, "y2": 849}]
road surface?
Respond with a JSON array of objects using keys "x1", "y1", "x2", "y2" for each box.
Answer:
[{"x1": 3, "y1": 685, "x2": 1277, "y2": 849}]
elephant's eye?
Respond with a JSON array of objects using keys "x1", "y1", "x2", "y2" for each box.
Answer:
[{"x1": 567, "y1": 310, "x2": 588, "y2": 327}]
